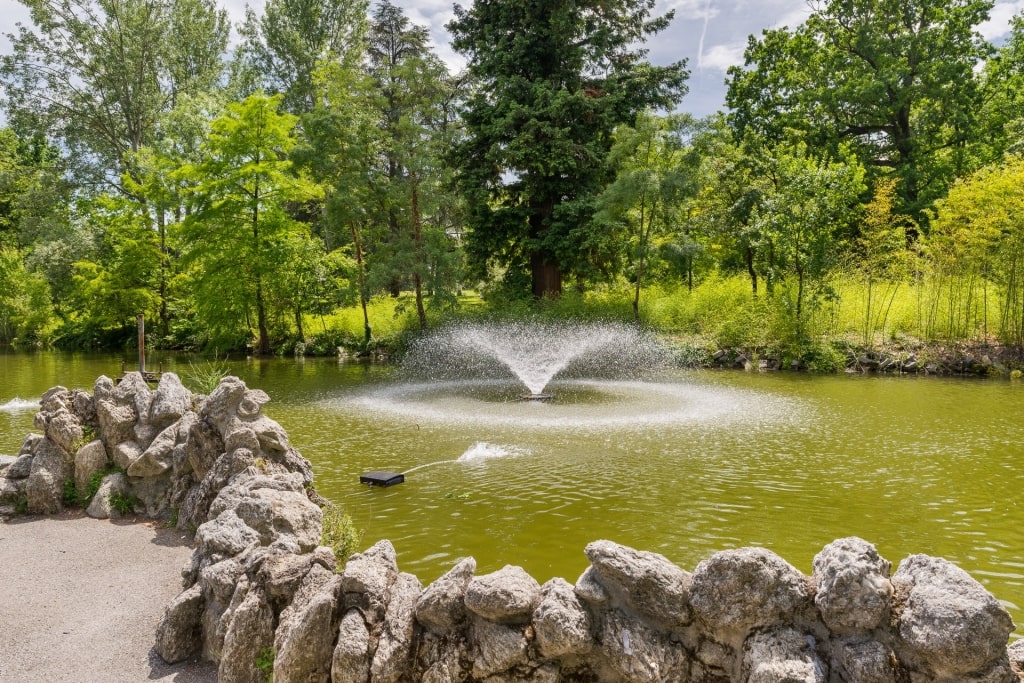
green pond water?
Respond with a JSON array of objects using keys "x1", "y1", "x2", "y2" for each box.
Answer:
[{"x1": 2, "y1": 350, "x2": 1023, "y2": 637}]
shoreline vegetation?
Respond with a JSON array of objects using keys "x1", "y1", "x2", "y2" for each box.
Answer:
[{"x1": 5, "y1": 277, "x2": 1024, "y2": 378}]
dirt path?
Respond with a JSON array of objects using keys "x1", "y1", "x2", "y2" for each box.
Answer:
[{"x1": 0, "y1": 512, "x2": 218, "y2": 683}]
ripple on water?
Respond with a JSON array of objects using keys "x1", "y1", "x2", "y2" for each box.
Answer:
[{"x1": 324, "y1": 378, "x2": 806, "y2": 432}]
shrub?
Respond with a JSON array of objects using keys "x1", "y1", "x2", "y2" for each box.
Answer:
[{"x1": 321, "y1": 502, "x2": 361, "y2": 566}]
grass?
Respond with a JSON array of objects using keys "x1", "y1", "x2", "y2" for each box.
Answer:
[
  {"x1": 290, "y1": 270, "x2": 1019, "y2": 368},
  {"x1": 184, "y1": 355, "x2": 232, "y2": 394},
  {"x1": 255, "y1": 647, "x2": 274, "y2": 683}
]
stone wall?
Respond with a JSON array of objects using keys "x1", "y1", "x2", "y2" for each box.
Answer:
[{"x1": 2, "y1": 374, "x2": 1023, "y2": 682}]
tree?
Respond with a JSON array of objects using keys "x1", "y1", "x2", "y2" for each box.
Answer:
[
  {"x1": 448, "y1": 0, "x2": 688, "y2": 298},
  {"x1": 366, "y1": 1, "x2": 463, "y2": 328},
  {"x1": 752, "y1": 143, "x2": 866, "y2": 324},
  {"x1": 726, "y1": 0, "x2": 993, "y2": 222},
  {"x1": 596, "y1": 112, "x2": 698, "y2": 320},
  {"x1": 688, "y1": 117, "x2": 771, "y2": 296},
  {"x1": 979, "y1": 12, "x2": 1024, "y2": 159},
  {"x1": 1, "y1": 0, "x2": 228, "y2": 189},
  {"x1": 177, "y1": 93, "x2": 322, "y2": 354},
  {"x1": 236, "y1": 0, "x2": 368, "y2": 114},
  {"x1": 854, "y1": 177, "x2": 915, "y2": 344},
  {"x1": 929, "y1": 156, "x2": 1024, "y2": 344}
]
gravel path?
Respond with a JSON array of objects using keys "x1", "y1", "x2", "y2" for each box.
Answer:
[{"x1": 0, "y1": 513, "x2": 218, "y2": 683}]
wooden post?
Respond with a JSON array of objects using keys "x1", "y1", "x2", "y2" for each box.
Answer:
[{"x1": 137, "y1": 313, "x2": 146, "y2": 375}]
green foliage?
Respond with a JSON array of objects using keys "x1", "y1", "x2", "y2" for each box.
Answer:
[
  {"x1": 448, "y1": 0, "x2": 688, "y2": 297},
  {"x1": 796, "y1": 341, "x2": 847, "y2": 374},
  {"x1": 254, "y1": 646, "x2": 275, "y2": 683},
  {"x1": 929, "y1": 155, "x2": 1024, "y2": 344},
  {"x1": 184, "y1": 356, "x2": 231, "y2": 394},
  {"x1": 62, "y1": 478, "x2": 79, "y2": 507},
  {"x1": 726, "y1": 0, "x2": 993, "y2": 220},
  {"x1": 177, "y1": 92, "x2": 324, "y2": 354},
  {"x1": 109, "y1": 492, "x2": 138, "y2": 516},
  {"x1": 320, "y1": 502, "x2": 361, "y2": 566}
]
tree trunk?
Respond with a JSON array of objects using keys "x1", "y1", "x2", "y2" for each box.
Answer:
[
  {"x1": 746, "y1": 245, "x2": 758, "y2": 297},
  {"x1": 531, "y1": 252, "x2": 562, "y2": 298},
  {"x1": 350, "y1": 222, "x2": 372, "y2": 344},
  {"x1": 411, "y1": 179, "x2": 427, "y2": 331},
  {"x1": 252, "y1": 200, "x2": 270, "y2": 356}
]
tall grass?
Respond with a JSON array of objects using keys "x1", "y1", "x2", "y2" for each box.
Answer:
[{"x1": 295, "y1": 269, "x2": 1011, "y2": 359}]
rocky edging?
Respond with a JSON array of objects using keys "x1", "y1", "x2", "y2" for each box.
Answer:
[{"x1": 3, "y1": 374, "x2": 1023, "y2": 682}]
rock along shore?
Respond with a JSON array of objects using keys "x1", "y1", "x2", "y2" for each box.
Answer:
[{"x1": 1, "y1": 372, "x2": 1022, "y2": 682}]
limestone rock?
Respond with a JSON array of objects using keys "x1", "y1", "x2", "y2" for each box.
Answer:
[
  {"x1": 1009, "y1": 639, "x2": 1024, "y2": 677},
  {"x1": 465, "y1": 565, "x2": 542, "y2": 625},
  {"x1": 155, "y1": 583, "x2": 205, "y2": 663},
  {"x1": 127, "y1": 421, "x2": 180, "y2": 477},
  {"x1": 70, "y1": 388, "x2": 96, "y2": 425},
  {"x1": 199, "y1": 558, "x2": 246, "y2": 606},
  {"x1": 97, "y1": 399, "x2": 137, "y2": 449},
  {"x1": 370, "y1": 571, "x2": 423, "y2": 683},
  {"x1": 257, "y1": 549, "x2": 319, "y2": 605},
  {"x1": 232, "y1": 483, "x2": 322, "y2": 552},
  {"x1": 274, "y1": 564, "x2": 342, "y2": 683},
  {"x1": 74, "y1": 439, "x2": 108, "y2": 498},
  {"x1": 342, "y1": 540, "x2": 399, "y2": 621},
  {"x1": 585, "y1": 539, "x2": 692, "y2": 627},
  {"x1": 742, "y1": 627, "x2": 826, "y2": 683},
  {"x1": 44, "y1": 407, "x2": 83, "y2": 455},
  {"x1": 93, "y1": 375, "x2": 115, "y2": 402},
  {"x1": 0, "y1": 455, "x2": 15, "y2": 472},
  {"x1": 533, "y1": 577, "x2": 592, "y2": 659},
  {"x1": 574, "y1": 565, "x2": 610, "y2": 605},
  {"x1": 813, "y1": 537, "x2": 892, "y2": 634},
  {"x1": 831, "y1": 638, "x2": 898, "y2": 683},
  {"x1": 471, "y1": 618, "x2": 529, "y2": 679},
  {"x1": 85, "y1": 472, "x2": 131, "y2": 519},
  {"x1": 219, "y1": 586, "x2": 275, "y2": 683},
  {"x1": 185, "y1": 415, "x2": 224, "y2": 481},
  {"x1": 39, "y1": 385, "x2": 70, "y2": 413},
  {"x1": 415, "y1": 556, "x2": 476, "y2": 633},
  {"x1": 690, "y1": 547, "x2": 811, "y2": 634},
  {"x1": 332, "y1": 609, "x2": 372, "y2": 683},
  {"x1": 25, "y1": 437, "x2": 67, "y2": 514},
  {"x1": 149, "y1": 372, "x2": 192, "y2": 428},
  {"x1": 5, "y1": 452, "x2": 34, "y2": 479},
  {"x1": 420, "y1": 639, "x2": 468, "y2": 683},
  {"x1": 18, "y1": 432, "x2": 42, "y2": 457},
  {"x1": 598, "y1": 609, "x2": 690, "y2": 683},
  {"x1": 111, "y1": 440, "x2": 142, "y2": 471},
  {"x1": 114, "y1": 372, "x2": 152, "y2": 422},
  {"x1": 196, "y1": 509, "x2": 261, "y2": 557},
  {"x1": 892, "y1": 554, "x2": 1015, "y2": 678}
]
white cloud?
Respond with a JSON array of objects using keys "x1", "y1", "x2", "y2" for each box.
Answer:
[
  {"x1": 981, "y1": 1, "x2": 1024, "y2": 41},
  {"x1": 700, "y1": 42, "x2": 747, "y2": 71},
  {"x1": 660, "y1": 0, "x2": 721, "y2": 22}
]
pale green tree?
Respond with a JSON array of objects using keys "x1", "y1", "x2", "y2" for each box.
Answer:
[{"x1": 176, "y1": 93, "x2": 322, "y2": 354}]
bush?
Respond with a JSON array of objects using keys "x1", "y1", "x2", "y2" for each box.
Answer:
[{"x1": 321, "y1": 502, "x2": 361, "y2": 566}]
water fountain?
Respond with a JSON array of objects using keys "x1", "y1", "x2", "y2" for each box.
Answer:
[{"x1": 402, "y1": 320, "x2": 671, "y2": 400}]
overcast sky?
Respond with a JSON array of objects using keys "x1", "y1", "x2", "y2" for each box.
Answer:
[{"x1": 2, "y1": 0, "x2": 1024, "y2": 118}]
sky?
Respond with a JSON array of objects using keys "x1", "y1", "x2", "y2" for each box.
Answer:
[{"x1": 1, "y1": 0, "x2": 1023, "y2": 118}]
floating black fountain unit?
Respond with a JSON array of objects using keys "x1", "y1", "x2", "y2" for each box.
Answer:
[{"x1": 360, "y1": 471, "x2": 405, "y2": 487}]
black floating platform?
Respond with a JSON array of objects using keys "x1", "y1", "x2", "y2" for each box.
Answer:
[{"x1": 360, "y1": 471, "x2": 405, "y2": 487}]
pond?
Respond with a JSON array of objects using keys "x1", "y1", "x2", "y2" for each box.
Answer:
[{"x1": 2, "y1": 349, "x2": 1023, "y2": 637}]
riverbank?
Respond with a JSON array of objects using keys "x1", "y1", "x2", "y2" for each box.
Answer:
[{"x1": 0, "y1": 512, "x2": 217, "y2": 683}]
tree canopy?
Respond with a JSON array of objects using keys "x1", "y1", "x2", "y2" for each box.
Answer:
[{"x1": 448, "y1": 0, "x2": 688, "y2": 297}]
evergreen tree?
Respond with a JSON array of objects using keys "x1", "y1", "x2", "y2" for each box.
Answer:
[{"x1": 448, "y1": 0, "x2": 687, "y2": 298}]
